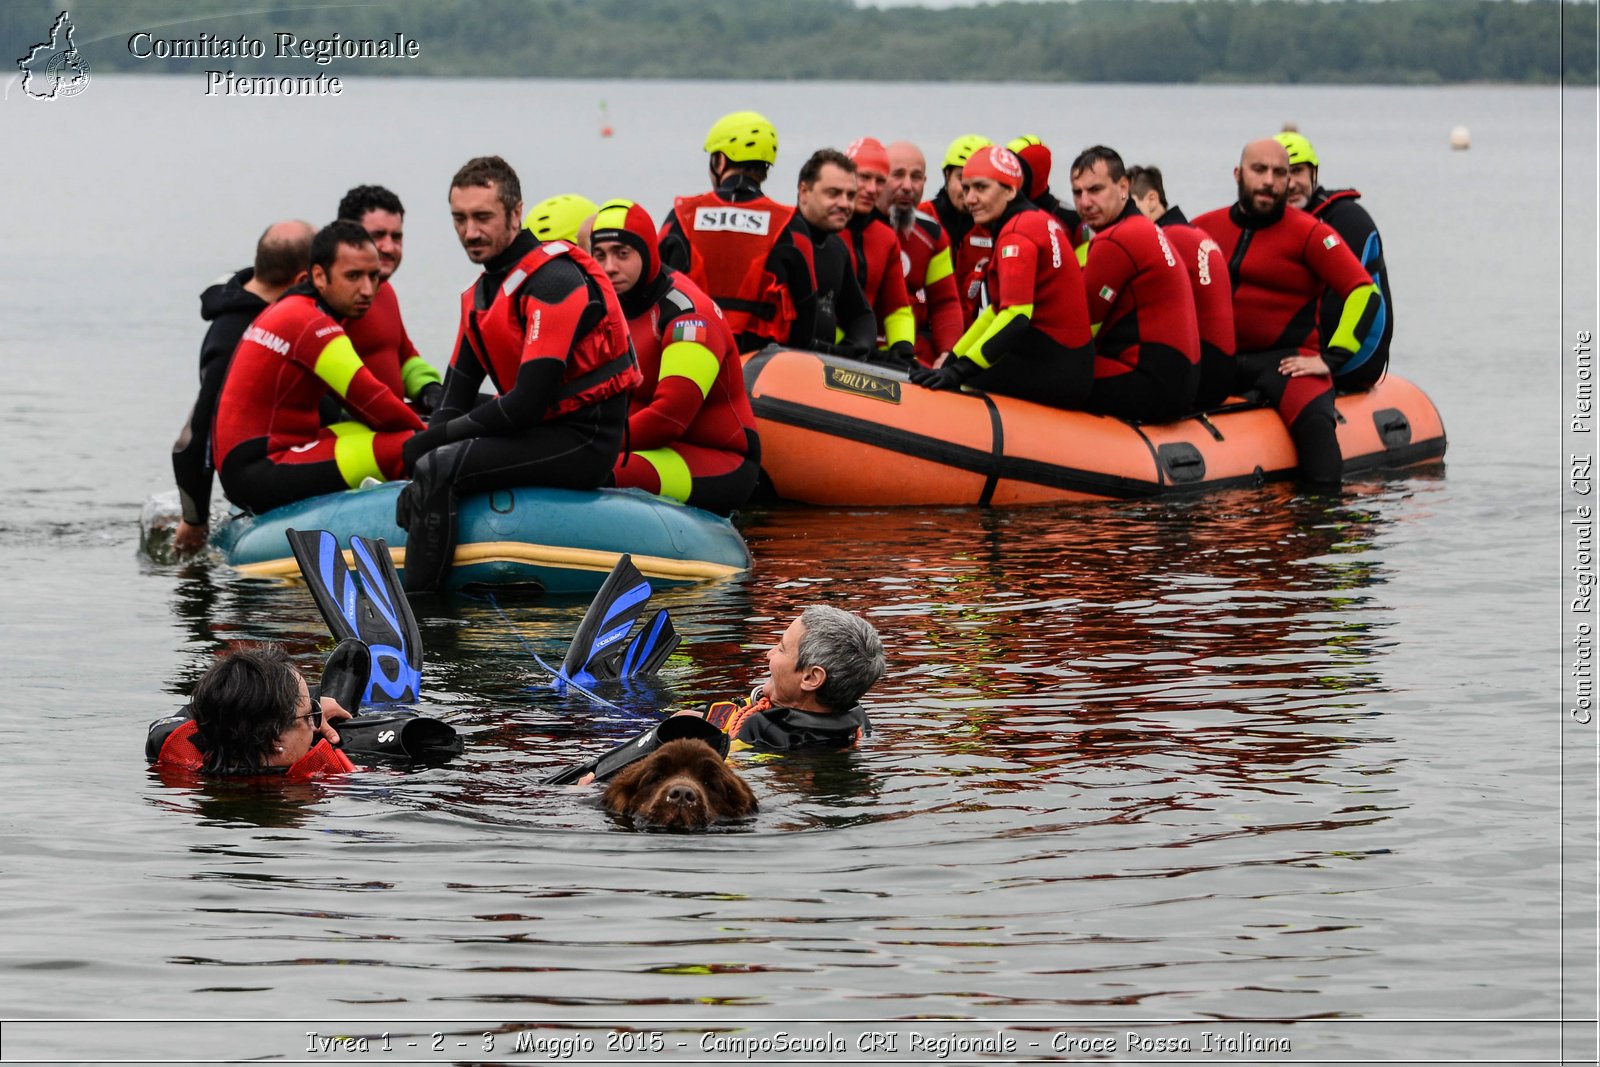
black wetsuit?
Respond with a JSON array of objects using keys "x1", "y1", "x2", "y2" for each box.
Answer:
[
  {"x1": 1307, "y1": 185, "x2": 1393, "y2": 391},
  {"x1": 704, "y1": 692, "x2": 872, "y2": 752},
  {"x1": 808, "y1": 228, "x2": 877, "y2": 356},
  {"x1": 171, "y1": 268, "x2": 268, "y2": 526}
]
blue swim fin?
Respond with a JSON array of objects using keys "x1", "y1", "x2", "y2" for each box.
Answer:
[
  {"x1": 556, "y1": 553, "x2": 681, "y2": 689},
  {"x1": 287, "y1": 528, "x2": 423, "y2": 705}
]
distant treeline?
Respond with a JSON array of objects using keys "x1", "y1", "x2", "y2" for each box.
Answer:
[{"x1": 8, "y1": 0, "x2": 1595, "y2": 84}]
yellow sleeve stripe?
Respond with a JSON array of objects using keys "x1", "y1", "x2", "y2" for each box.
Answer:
[
  {"x1": 400, "y1": 354, "x2": 442, "y2": 398},
  {"x1": 926, "y1": 247, "x2": 953, "y2": 285},
  {"x1": 883, "y1": 305, "x2": 915, "y2": 347},
  {"x1": 312, "y1": 334, "x2": 365, "y2": 397},
  {"x1": 953, "y1": 306, "x2": 995, "y2": 359},
  {"x1": 969, "y1": 303, "x2": 1033, "y2": 368},
  {"x1": 631, "y1": 447, "x2": 694, "y2": 504},
  {"x1": 659, "y1": 340, "x2": 721, "y2": 397},
  {"x1": 1075, "y1": 240, "x2": 1090, "y2": 267},
  {"x1": 1327, "y1": 282, "x2": 1380, "y2": 355}
]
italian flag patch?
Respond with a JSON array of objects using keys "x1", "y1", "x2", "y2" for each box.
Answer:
[
  {"x1": 1000, "y1": 245, "x2": 1020, "y2": 258},
  {"x1": 673, "y1": 319, "x2": 706, "y2": 343},
  {"x1": 1323, "y1": 235, "x2": 1341, "y2": 249},
  {"x1": 1099, "y1": 285, "x2": 1117, "y2": 302}
]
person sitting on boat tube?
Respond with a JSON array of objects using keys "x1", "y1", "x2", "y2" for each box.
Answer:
[
  {"x1": 1195, "y1": 138, "x2": 1386, "y2": 488},
  {"x1": 213, "y1": 220, "x2": 425, "y2": 516},
  {"x1": 589, "y1": 198, "x2": 761, "y2": 516},
  {"x1": 148, "y1": 645, "x2": 355, "y2": 779},
  {"x1": 909, "y1": 145, "x2": 1097, "y2": 411},
  {"x1": 841, "y1": 137, "x2": 918, "y2": 369},
  {"x1": 657, "y1": 110, "x2": 818, "y2": 355},
  {"x1": 1069, "y1": 145, "x2": 1201, "y2": 423},
  {"x1": 1274, "y1": 131, "x2": 1394, "y2": 393},
  {"x1": 337, "y1": 184, "x2": 445, "y2": 417},
  {"x1": 395, "y1": 156, "x2": 640, "y2": 594},
  {"x1": 795, "y1": 148, "x2": 879, "y2": 360},
  {"x1": 172, "y1": 219, "x2": 314, "y2": 556},
  {"x1": 927, "y1": 134, "x2": 993, "y2": 330},
  {"x1": 1127, "y1": 164, "x2": 1237, "y2": 411}
]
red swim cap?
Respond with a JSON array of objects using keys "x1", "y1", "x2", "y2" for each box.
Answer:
[
  {"x1": 847, "y1": 136, "x2": 891, "y2": 176},
  {"x1": 962, "y1": 145, "x2": 1025, "y2": 190},
  {"x1": 590, "y1": 198, "x2": 659, "y2": 283},
  {"x1": 1007, "y1": 135, "x2": 1053, "y2": 200}
]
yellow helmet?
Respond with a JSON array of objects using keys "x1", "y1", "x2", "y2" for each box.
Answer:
[
  {"x1": 943, "y1": 133, "x2": 993, "y2": 171},
  {"x1": 704, "y1": 110, "x2": 779, "y2": 164},
  {"x1": 1274, "y1": 131, "x2": 1320, "y2": 168},
  {"x1": 523, "y1": 193, "x2": 598, "y2": 243}
]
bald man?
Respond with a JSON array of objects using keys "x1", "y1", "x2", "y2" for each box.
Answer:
[
  {"x1": 1194, "y1": 139, "x2": 1385, "y2": 488},
  {"x1": 172, "y1": 219, "x2": 315, "y2": 554},
  {"x1": 880, "y1": 140, "x2": 963, "y2": 364}
]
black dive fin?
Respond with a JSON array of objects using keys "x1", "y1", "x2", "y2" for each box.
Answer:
[
  {"x1": 338, "y1": 711, "x2": 462, "y2": 764},
  {"x1": 287, "y1": 528, "x2": 423, "y2": 704},
  {"x1": 559, "y1": 553, "x2": 657, "y2": 687},
  {"x1": 316, "y1": 638, "x2": 371, "y2": 715},
  {"x1": 619, "y1": 609, "x2": 680, "y2": 678},
  {"x1": 543, "y1": 714, "x2": 730, "y2": 786}
]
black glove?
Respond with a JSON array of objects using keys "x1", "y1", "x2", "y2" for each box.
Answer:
[
  {"x1": 871, "y1": 341, "x2": 917, "y2": 370},
  {"x1": 414, "y1": 382, "x2": 444, "y2": 416},
  {"x1": 911, "y1": 357, "x2": 980, "y2": 391},
  {"x1": 401, "y1": 424, "x2": 450, "y2": 475}
]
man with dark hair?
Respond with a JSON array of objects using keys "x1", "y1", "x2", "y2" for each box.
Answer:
[
  {"x1": 1069, "y1": 145, "x2": 1200, "y2": 422},
  {"x1": 394, "y1": 155, "x2": 640, "y2": 593},
  {"x1": 336, "y1": 184, "x2": 443, "y2": 413},
  {"x1": 842, "y1": 137, "x2": 917, "y2": 366},
  {"x1": 171, "y1": 219, "x2": 315, "y2": 554},
  {"x1": 658, "y1": 111, "x2": 817, "y2": 353},
  {"x1": 882, "y1": 140, "x2": 963, "y2": 366},
  {"x1": 1128, "y1": 164, "x2": 1237, "y2": 410},
  {"x1": 1274, "y1": 132, "x2": 1394, "y2": 391},
  {"x1": 213, "y1": 221, "x2": 424, "y2": 515},
  {"x1": 697, "y1": 605, "x2": 885, "y2": 752},
  {"x1": 930, "y1": 133, "x2": 994, "y2": 328},
  {"x1": 795, "y1": 148, "x2": 877, "y2": 357},
  {"x1": 1195, "y1": 139, "x2": 1386, "y2": 487}
]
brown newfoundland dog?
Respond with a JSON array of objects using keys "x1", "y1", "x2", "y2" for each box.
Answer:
[{"x1": 602, "y1": 738, "x2": 757, "y2": 830}]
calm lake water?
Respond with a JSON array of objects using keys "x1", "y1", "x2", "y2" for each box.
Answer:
[{"x1": 0, "y1": 70, "x2": 1594, "y2": 1064}]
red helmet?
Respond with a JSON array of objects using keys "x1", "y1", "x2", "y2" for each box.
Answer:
[
  {"x1": 590, "y1": 198, "x2": 659, "y2": 283},
  {"x1": 1007, "y1": 135, "x2": 1052, "y2": 200}
]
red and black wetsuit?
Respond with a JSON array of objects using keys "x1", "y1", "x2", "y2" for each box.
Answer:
[
  {"x1": 397, "y1": 229, "x2": 641, "y2": 591},
  {"x1": 214, "y1": 284, "x2": 424, "y2": 514},
  {"x1": 843, "y1": 208, "x2": 916, "y2": 355},
  {"x1": 1194, "y1": 202, "x2": 1385, "y2": 485},
  {"x1": 1156, "y1": 205, "x2": 1237, "y2": 410},
  {"x1": 952, "y1": 197, "x2": 1096, "y2": 410},
  {"x1": 929, "y1": 190, "x2": 991, "y2": 329},
  {"x1": 611, "y1": 266, "x2": 760, "y2": 515},
  {"x1": 1308, "y1": 186, "x2": 1392, "y2": 391},
  {"x1": 172, "y1": 267, "x2": 268, "y2": 527},
  {"x1": 658, "y1": 174, "x2": 817, "y2": 353},
  {"x1": 342, "y1": 280, "x2": 441, "y2": 403},
  {"x1": 895, "y1": 209, "x2": 963, "y2": 363},
  {"x1": 1081, "y1": 200, "x2": 1201, "y2": 422}
]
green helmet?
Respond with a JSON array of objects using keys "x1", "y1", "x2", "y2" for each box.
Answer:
[
  {"x1": 942, "y1": 133, "x2": 993, "y2": 171},
  {"x1": 704, "y1": 110, "x2": 779, "y2": 164},
  {"x1": 523, "y1": 194, "x2": 598, "y2": 243},
  {"x1": 1274, "y1": 131, "x2": 1320, "y2": 168}
]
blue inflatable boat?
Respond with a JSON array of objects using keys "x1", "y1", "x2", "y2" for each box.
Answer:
[{"x1": 213, "y1": 481, "x2": 751, "y2": 594}]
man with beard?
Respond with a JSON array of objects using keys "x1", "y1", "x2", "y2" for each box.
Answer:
[
  {"x1": 910, "y1": 146, "x2": 1094, "y2": 410},
  {"x1": 214, "y1": 220, "x2": 424, "y2": 515},
  {"x1": 1069, "y1": 146, "x2": 1199, "y2": 422},
  {"x1": 1275, "y1": 131, "x2": 1394, "y2": 391},
  {"x1": 882, "y1": 140, "x2": 962, "y2": 366},
  {"x1": 171, "y1": 219, "x2": 314, "y2": 554},
  {"x1": 841, "y1": 137, "x2": 917, "y2": 367},
  {"x1": 658, "y1": 111, "x2": 817, "y2": 354},
  {"x1": 396, "y1": 156, "x2": 639, "y2": 592},
  {"x1": 337, "y1": 185, "x2": 443, "y2": 414},
  {"x1": 1127, "y1": 164, "x2": 1237, "y2": 410},
  {"x1": 1195, "y1": 139, "x2": 1385, "y2": 488},
  {"x1": 794, "y1": 148, "x2": 877, "y2": 359},
  {"x1": 589, "y1": 198, "x2": 760, "y2": 515}
]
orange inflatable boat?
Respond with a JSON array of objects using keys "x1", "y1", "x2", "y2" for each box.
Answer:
[{"x1": 744, "y1": 347, "x2": 1447, "y2": 505}]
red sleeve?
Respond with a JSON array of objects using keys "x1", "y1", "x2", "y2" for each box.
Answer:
[
  {"x1": 1303, "y1": 219, "x2": 1371, "y2": 298},
  {"x1": 992, "y1": 230, "x2": 1040, "y2": 308},
  {"x1": 1080, "y1": 233, "x2": 1138, "y2": 328},
  {"x1": 627, "y1": 312, "x2": 715, "y2": 450},
  {"x1": 925, "y1": 270, "x2": 963, "y2": 353},
  {"x1": 872, "y1": 234, "x2": 912, "y2": 322}
]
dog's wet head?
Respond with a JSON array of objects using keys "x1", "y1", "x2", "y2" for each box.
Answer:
[{"x1": 602, "y1": 738, "x2": 757, "y2": 830}]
